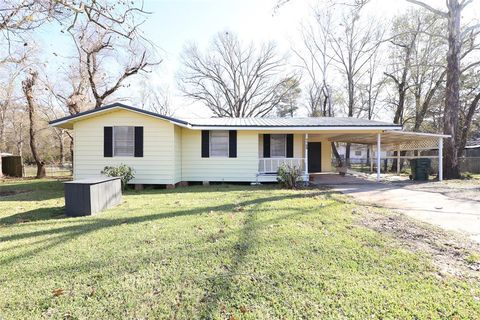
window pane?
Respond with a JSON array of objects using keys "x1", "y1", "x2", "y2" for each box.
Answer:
[
  {"x1": 114, "y1": 126, "x2": 134, "y2": 156},
  {"x1": 210, "y1": 131, "x2": 229, "y2": 157},
  {"x1": 270, "y1": 134, "x2": 286, "y2": 158}
]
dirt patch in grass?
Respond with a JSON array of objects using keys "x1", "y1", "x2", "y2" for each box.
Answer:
[
  {"x1": 0, "y1": 189, "x2": 31, "y2": 197},
  {"x1": 403, "y1": 180, "x2": 480, "y2": 202},
  {"x1": 356, "y1": 207, "x2": 480, "y2": 279}
]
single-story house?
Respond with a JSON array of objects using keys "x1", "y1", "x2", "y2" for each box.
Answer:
[{"x1": 50, "y1": 103, "x2": 449, "y2": 186}]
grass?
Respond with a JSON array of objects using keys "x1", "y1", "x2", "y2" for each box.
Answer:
[{"x1": 1, "y1": 179, "x2": 480, "y2": 319}]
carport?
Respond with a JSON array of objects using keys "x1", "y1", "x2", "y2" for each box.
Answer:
[{"x1": 328, "y1": 131, "x2": 451, "y2": 182}]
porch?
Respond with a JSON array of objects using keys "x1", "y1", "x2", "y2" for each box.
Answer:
[{"x1": 255, "y1": 133, "x2": 329, "y2": 182}]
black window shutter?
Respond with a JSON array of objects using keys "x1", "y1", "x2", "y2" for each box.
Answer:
[
  {"x1": 263, "y1": 134, "x2": 270, "y2": 158},
  {"x1": 104, "y1": 127, "x2": 113, "y2": 157},
  {"x1": 229, "y1": 130, "x2": 237, "y2": 158},
  {"x1": 134, "y1": 127, "x2": 144, "y2": 157},
  {"x1": 286, "y1": 134, "x2": 294, "y2": 158},
  {"x1": 201, "y1": 130, "x2": 210, "y2": 158}
]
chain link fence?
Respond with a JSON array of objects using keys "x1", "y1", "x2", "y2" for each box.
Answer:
[
  {"x1": 332, "y1": 157, "x2": 480, "y2": 175},
  {"x1": 23, "y1": 164, "x2": 73, "y2": 177}
]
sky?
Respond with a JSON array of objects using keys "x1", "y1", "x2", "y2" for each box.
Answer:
[{"x1": 37, "y1": 0, "x2": 480, "y2": 119}]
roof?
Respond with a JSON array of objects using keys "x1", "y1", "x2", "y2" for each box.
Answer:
[
  {"x1": 184, "y1": 117, "x2": 399, "y2": 128},
  {"x1": 49, "y1": 103, "x2": 189, "y2": 129},
  {"x1": 50, "y1": 103, "x2": 402, "y2": 130}
]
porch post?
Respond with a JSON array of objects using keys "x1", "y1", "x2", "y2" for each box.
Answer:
[
  {"x1": 396, "y1": 146, "x2": 401, "y2": 174},
  {"x1": 438, "y1": 137, "x2": 443, "y2": 181},
  {"x1": 304, "y1": 134, "x2": 309, "y2": 181},
  {"x1": 376, "y1": 133, "x2": 381, "y2": 182}
]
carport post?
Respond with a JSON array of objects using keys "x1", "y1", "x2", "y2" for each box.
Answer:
[
  {"x1": 304, "y1": 133, "x2": 309, "y2": 181},
  {"x1": 396, "y1": 146, "x2": 401, "y2": 174},
  {"x1": 369, "y1": 145, "x2": 373, "y2": 173},
  {"x1": 376, "y1": 133, "x2": 381, "y2": 182},
  {"x1": 438, "y1": 137, "x2": 443, "y2": 181}
]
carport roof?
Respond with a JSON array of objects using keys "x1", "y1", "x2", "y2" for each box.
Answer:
[{"x1": 328, "y1": 130, "x2": 450, "y2": 151}]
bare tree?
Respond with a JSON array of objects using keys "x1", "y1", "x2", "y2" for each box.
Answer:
[
  {"x1": 0, "y1": 0, "x2": 149, "y2": 42},
  {"x1": 63, "y1": 24, "x2": 159, "y2": 109},
  {"x1": 303, "y1": 5, "x2": 382, "y2": 160},
  {"x1": 138, "y1": 81, "x2": 174, "y2": 116},
  {"x1": 294, "y1": 10, "x2": 334, "y2": 118},
  {"x1": 458, "y1": 70, "x2": 480, "y2": 156},
  {"x1": 358, "y1": 51, "x2": 385, "y2": 121},
  {"x1": 406, "y1": 0, "x2": 479, "y2": 179},
  {"x1": 276, "y1": 77, "x2": 301, "y2": 117},
  {"x1": 294, "y1": 10, "x2": 344, "y2": 164},
  {"x1": 384, "y1": 13, "x2": 421, "y2": 125},
  {"x1": 330, "y1": 10, "x2": 383, "y2": 161},
  {"x1": 178, "y1": 32, "x2": 295, "y2": 117},
  {"x1": 22, "y1": 70, "x2": 45, "y2": 178},
  {"x1": 80, "y1": 35, "x2": 157, "y2": 108}
]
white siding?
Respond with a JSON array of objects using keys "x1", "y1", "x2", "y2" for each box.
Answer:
[
  {"x1": 173, "y1": 125, "x2": 182, "y2": 183},
  {"x1": 181, "y1": 129, "x2": 258, "y2": 182},
  {"x1": 73, "y1": 109, "x2": 175, "y2": 184}
]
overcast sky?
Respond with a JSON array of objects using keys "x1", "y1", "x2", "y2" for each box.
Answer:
[{"x1": 38, "y1": 0, "x2": 480, "y2": 119}]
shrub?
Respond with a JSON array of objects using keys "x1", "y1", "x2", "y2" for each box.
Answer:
[
  {"x1": 277, "y1": 164, "x2": 303, "y2": 189},
  {"x1": 101, "y1": 164, "x2": 135, "y2": 190}
]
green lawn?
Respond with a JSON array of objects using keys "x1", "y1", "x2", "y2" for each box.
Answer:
[{"x1": 0, "y1": 179, "x2": 479, "y2": 319}]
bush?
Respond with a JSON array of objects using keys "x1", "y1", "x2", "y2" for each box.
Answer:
[
  {"x1": 277, "y1": 164, "x2": 303, "y2": 189},
  {"x1": 101, "y1": 164, "x2": 135, "y2": 190}
]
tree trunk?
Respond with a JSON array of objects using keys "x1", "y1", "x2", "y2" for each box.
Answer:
[
  {"x1": 69, "y1": 135, "x2": 74, "y2": 170},
  {"x1": 58, "y1": 130, "x2": 65, "y2": 166},
  {"x1": 0, "y1": 155, "x2": 3, "y2": 178},
  {"x1": 443, "y1": 0, "x2": 462, "y2": 179},
  {"x1": 331, "y1": 142, "x2": 342, "y2": 167},
  {"x1": 22, "y1": 71, "x2": 46, "y2": 179},
  {"x1": 345, "y1": 143, "x2": 351, "y2": 164}
]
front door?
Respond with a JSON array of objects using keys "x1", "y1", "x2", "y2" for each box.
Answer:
[{"x1": 308, "y1": 142, "x2": 322, "y2": 173}]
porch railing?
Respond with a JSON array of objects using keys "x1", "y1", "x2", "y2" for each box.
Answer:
[{"x1": 258, "y1": 158, "x2": 305, "y2": 174}]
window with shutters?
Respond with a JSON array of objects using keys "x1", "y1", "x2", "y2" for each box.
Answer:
[
  {"x1": 113, "y1": 126, "x2": 135, "y2": 157},
  {"x1": 210, "y1": 130, "x2": 229, "y2": 157},
  {"x1": 270, "y1": 134, "x2": 286, "y2": 158}
]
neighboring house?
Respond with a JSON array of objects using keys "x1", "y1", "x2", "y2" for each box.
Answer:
[
  {"x1": 50, "y1": 103, "x2": 448, "y2": 185},
  {"x1": 335, "y1": 144, "x2": 387, "y2": 162},
  {"x1": 465, "y1": 143, "x2": 480, "y2": 157}
]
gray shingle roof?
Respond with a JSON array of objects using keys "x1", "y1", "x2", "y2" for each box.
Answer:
[{"x1": 183, "y1": 117, "x2": 399, "y2": 128}]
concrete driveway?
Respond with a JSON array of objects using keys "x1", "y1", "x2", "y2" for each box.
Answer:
[{"x1": 313, "y1": 174, "x2": 480, "y2": 243}]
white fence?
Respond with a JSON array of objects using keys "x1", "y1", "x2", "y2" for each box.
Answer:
[{"x1": 258, "y1": 158, "x2": 305, "y2": 173}]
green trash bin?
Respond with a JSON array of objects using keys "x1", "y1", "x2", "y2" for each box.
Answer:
[{"x1": 410, "y1": 158, "x2": 431, "y2": 181}]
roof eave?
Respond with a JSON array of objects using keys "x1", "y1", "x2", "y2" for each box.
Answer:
[
  {"x1": 188, "y1": 125, "x2": 402, "y2": 131},
  {"x1": 49, "y1": 103, "x2": 190, "y2": 128}
]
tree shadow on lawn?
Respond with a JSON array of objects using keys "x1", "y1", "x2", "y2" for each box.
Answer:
[
  {"x1": 0, "y1": 206, "x2": 66, "y2": 226},
  {"x1": 1, "y1": 192, "x2": 336, "y2": 318},
  {"x1": 5, "y1": 200, "x2": 332, "y2": 290},
  {"x1": 0, "y1": 191, "x2": 325, "y2": 267},
  {"x1": 0, "y1": 180, "x2": 65, "y2": 202}
]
